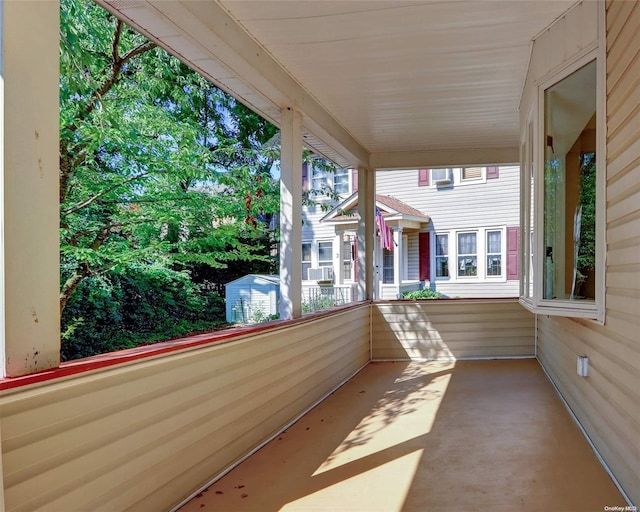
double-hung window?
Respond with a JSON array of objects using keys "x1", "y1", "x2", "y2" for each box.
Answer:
[
  {"x1": 302, "y1": 242, "x2": 312, "y2": 280},
  {"x1": 486, "y1": 230, "x2": 502, "y2": 276},
  {"x1": 311, "y1": 166, "x2": 329, "y2": 192},
  {"x1": 318, "y1": 241, "x2": 333, "y2": 270},
  {"x1": 302, "y1": 242, "x2": 311, "y2": 279},
  {"x1": 382, "y1": 249, "x2": 394, "y2": 284},
  {"x1": 435, "y1": 234, "x2": 449, "y2": 278},
  {"x1": 342, "y1": 239, "x2": 353, "y2": 281},
  {"x1": 457, "y1": 232, "x2": 477, "y2": 277},
  {"x1": 333, "y1": 168, "x2": 350, "y2": 195}
]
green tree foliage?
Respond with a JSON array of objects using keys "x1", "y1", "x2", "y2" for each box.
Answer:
[{"x1": 60, "y1": 0, "x2": 279, "y2": 358}]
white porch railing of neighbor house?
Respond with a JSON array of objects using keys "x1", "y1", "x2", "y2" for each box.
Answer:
[{"x1": 302, "y1": 284, "x2": 357, "y2": 313}]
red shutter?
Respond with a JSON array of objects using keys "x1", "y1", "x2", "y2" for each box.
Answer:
[
  {"x1": 419, "y1": 232, "x2": 430, "y2": 281},
  {"x1": 418, "y1": 169, "x2": 430, "y2": 186},
  {"x1": 302, "y1": 162, "x2": 309, "y2": 191},
  {"x1": 487, "y1": 166, "x2": 499, "y2": 179},
  {"x1": 352, "y1": 168, "x2": 358, "y2": 192},
  {"x1": 507, "y1": 226, "x2": 519, "y2": 280}
]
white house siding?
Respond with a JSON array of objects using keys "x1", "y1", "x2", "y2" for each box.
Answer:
[
  {"x1": 376, "y1": 166, "x2": 520, "y2": 230},
  {"x1": 535, "y1": 1, "x2": 640, "y2": 505},
  {"x1": 302, "y1": 202, "x2": 337, "y2": 242},
  {"x1": 0, "y1": 306, "x2": 371, "y2": 511},
  {"x1": 376, "y1": 166, "x2": 521, "y2": 297}
]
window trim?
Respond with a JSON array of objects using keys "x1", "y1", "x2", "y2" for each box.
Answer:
[
  {"x1": 519, "y1": 41, "x2": 606, "y2": 323},
  {"x1": 435, "y1": 227, "x2": 508, "y2": 283}
]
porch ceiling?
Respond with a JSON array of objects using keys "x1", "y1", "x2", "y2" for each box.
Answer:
[{"x1": 97, "y1": 0, "x2": 575, "y2": 169}]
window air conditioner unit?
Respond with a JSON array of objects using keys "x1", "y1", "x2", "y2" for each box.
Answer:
[
  {"x1": 308, "y1": 267, "x2": 334, "y2": 281},
  {"x1": 433, "y1": 168, "x2": 453, "y2": 187},
  {"x1": 322, "y1": 267, "x2": 334, "y2": 281}
]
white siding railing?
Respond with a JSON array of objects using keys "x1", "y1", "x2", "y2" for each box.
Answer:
[
  {"x1": 0, "y1": 306, "x2": 370, "y2": 511},
  {"x1": 372, "y1": 299, "x2": 535, "y2": 361}
]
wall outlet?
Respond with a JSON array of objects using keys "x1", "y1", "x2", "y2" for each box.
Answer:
[{"x1": 577, "y1": 355, "x2": 589, "y2": 377}]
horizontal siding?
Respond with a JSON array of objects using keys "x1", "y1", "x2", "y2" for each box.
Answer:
[
  {"x1": 376, "y1": 166, "x2": 520, "y2": 230},
  {"x1": 537, "y1": 2, "x2": 640, "y2": 506},
  {"x1": 371, "y1": 299, "x2": 534, "y2": 360},
  {"x1": 520, "y1": 0, "x2": 599, "y2": 111},
  {"x1": 302, "y1": 203, "x2": 337, "y2": 240},
  {"x1": 0, "y1": 306, "x2": 370, "y2": 511},
  {"x1": 430, "y1": 281, "x2": 520, "y2": 298}
]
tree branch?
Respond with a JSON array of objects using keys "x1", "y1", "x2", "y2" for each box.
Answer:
[
  {"x1": 67, "y1": 218, "x2": 155, "y2": 246},
  {"x1": 65, "y1": 22, "x2": 156, "y2": 134},
  {"x1": 62, "y1": 170, "x2": 159, "y2": 215}
]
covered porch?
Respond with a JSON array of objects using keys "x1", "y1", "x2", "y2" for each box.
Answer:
[{"x1": 1, "y1": 0, "x2": 638, "y2": 511}]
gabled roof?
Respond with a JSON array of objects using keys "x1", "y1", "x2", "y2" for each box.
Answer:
[
  {"x1": 321, "y1": 193, "x2": 429, "y2": 225},
  {"x1": 225, "y1": 274, "x2": 280, "y2": 287}
]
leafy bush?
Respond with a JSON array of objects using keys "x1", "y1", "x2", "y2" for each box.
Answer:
[
  {"x1": 402, "y1": 289, "x2": 444, "y2": 300},
  {"x1": 61, "y1": 264, "x2": 227, "y2": 360},
  {"x1": 302, "y1": 295, "x2": 336, "y2": 313}
]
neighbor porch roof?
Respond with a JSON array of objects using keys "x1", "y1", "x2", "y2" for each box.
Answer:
[{"x1": 321, "y1": 193, "x2": 429, "y2": 231}]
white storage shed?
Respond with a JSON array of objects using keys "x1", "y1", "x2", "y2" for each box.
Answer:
[{"x1": 225, "y1": 274, "x2": 280, "y2": 324}]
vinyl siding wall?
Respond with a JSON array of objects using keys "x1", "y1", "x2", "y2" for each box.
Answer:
[
  {"x1": 536, "y1": 0, "x2": 640, "y2": 504},
  {"x1": 302, "y1": 202, "x2": 338, "y2": 241},
  {"x1": 0, "y1": 306, "x2": 371, "y2": 511},
  {"x1": 372, "y1": 299, "x2": 534, "y2": 360},
  {"x1": 376, "y1": 166, "x2": 520, "y2": 231}
]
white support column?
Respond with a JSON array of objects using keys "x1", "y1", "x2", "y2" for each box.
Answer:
[
  {"x1": 393, "y1": 227, "x2": 404, "y2": 290},
  {"x1": 334, "y1": 231, "x2": 343, "y2": 285},
  {"x1": 357, "y1": 167, "x2": 375, "y2": 301},
  {"x1": 279, "y1": 108, "x2": 303, "y2": 319},
  {"x1": 2, "y1": 0, "x2": 60, "y2": 377}
]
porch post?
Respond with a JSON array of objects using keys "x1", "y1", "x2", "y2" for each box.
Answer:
[
  {"x1": 2, "y1": 0, "x2": 61, "y2": 377},
  {"x1": 279, "y1": 108, "x2": 303, "y2": 319},
  {"x1": 393, "y1": 227, "x2": 404, "y2": 293},
  {"x1": 357, "y1": 167, "x2": 375, "y2": 300}
]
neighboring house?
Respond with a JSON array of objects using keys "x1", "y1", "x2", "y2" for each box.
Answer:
[{"x1": 303, "y1": 165, "x2": 520, "y2": 299}]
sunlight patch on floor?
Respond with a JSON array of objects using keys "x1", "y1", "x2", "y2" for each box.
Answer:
[
  {"x1": 282, "y1": 449, "x2": 424, "y2": 512},
  {"x1": 313, "y1": 361, "x2": 454, "y2": 477}
]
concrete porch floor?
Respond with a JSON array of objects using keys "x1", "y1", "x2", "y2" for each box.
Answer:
[{"x1": 180, "y1": 359, "x2": 625, "y2": 512}]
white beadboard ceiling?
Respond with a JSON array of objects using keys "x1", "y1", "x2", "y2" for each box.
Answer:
[{"x1": 98, "y1": 0, "x2": 577, "y2": 168}]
